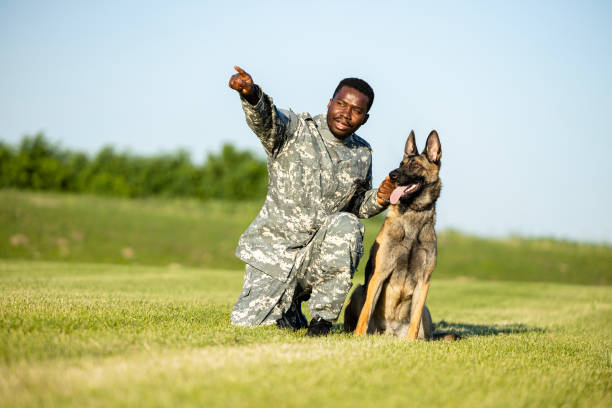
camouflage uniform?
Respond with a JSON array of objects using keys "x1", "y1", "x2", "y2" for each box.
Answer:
[{"x1": 231, "y1": 86, "x2": 385, "y2": 326}]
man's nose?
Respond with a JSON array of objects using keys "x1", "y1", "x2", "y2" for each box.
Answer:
[{"x1": 340, "y1": 106, "x2": 351, "y2": 119}]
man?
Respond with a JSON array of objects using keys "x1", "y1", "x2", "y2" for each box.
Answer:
[{"x1": 228, "y1": 66, "x2": 394, "y2": 336}]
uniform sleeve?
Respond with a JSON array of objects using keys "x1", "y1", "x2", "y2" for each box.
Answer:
[
  {"x1": 346, "y1": 161, "x2": 387, "y2": 219},
  {"x1": 240, "y1": 86, "x2": 298, "y2": 158}
]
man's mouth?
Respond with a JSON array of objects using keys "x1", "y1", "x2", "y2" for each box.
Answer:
[
  {"x1": 389, "y1": 184, "x2": 419, "y2": 204},
  {"x1": 334, "y1": 118, "x2": 350, "y2": 131}
]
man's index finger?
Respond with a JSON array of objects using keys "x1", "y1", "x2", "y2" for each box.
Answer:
[{"x1": 234, "y1": 66, "x2": 248, "y2": 76}]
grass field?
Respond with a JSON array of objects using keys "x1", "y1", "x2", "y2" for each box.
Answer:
[
  {"x1": 1, "y1": 190, "x2": 611, "y2": 407},
  {"x1": 1, "y1": 261, "x2": 611, "y2": 407},
  {"x1": 1, "y1": 190, "x2": 611, "y2": 285}
]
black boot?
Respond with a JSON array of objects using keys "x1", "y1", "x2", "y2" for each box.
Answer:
[
  {"x1": 296, "y1": 304, "x2": 308, "y2": 329},
  {"x1": 276, "y1": 297, "x2": 308, "y2": 330},
  {"x1": 294, "y1": 286, "x2": 309, "y2": 329},
  {"x1": 306, "y1": 316, "x2": 332, "y2": 337}
]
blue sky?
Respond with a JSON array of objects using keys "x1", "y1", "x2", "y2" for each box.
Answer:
[{"x1": 1, "y1": 1, "x2": 611, "y2": 243}]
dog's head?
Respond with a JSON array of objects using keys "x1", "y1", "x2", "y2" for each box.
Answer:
[{"x1": 388, "y1": 130, "x2": 442, "y2": 211}]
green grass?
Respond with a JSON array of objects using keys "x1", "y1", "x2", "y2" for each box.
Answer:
[
  {"x1": 0, "y1": 189, "x2": 258, "y2": 270},
  {"x1": 1, "y1": 190, "x2": 611, "y2": 406},
  {"x1": 1, "y1": 189, "x2": 611, "y2": 285},
  {"x1": 1, "y1": 261, "x2": 611, "y2": 407}
]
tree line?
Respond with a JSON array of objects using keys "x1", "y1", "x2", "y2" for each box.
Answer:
[{"x1": 0, "y1": 133, "x2": 268, "y2": 200}]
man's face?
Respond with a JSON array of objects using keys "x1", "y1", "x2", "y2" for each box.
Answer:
[{"x1": 327, "y1": 86, "x2": 370, "y2": 138}]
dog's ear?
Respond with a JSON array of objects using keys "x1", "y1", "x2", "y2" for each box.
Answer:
[
  {"x1": 403, "y1": 130, "x2": 418, "y2": 161},
  {"x1": 424, "y1": 130, "x2": 441, "y2": 164}
]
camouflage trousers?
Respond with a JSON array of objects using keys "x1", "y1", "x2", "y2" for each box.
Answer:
[{"x1": 230, "y1": 212, "x2": 364, "y2": 326}]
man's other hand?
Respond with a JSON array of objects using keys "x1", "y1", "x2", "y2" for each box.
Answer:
[
  {"x1": 229, "y1": 66, "x2": 258, "y2": 105},
  {"x1": 376, "y1": 176, "x2": 394, "y2": 206}
]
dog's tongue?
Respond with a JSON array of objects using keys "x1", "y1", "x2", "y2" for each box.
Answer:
[
  {"x1": 389, "y1": 184, "x2": 417, "y2": 205},
  {"x1": 390, "y1": 186, "x2": 409, "y2": 205}
]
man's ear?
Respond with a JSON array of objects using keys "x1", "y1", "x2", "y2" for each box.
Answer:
[
  {"x1": 423, "y1": 130, "x2": 442, "y2": 163},
  {"x1": 403, "y1": 130, "x2": 418, "y2": 161},
  {"x1": 327, "y1": 98, "x2": 332, "y2": 110},
  {"x1": 361, "y1": 113, "x2": 369, "y2": 126}
]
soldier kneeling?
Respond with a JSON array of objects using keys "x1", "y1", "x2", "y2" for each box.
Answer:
[{"x1": 228, "y1": 66, "x2": 393, "y2": 336}]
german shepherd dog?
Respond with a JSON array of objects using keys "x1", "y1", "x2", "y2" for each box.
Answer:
[{"x1": 344, "y1": 130, "x2": 455, "y2": 340}]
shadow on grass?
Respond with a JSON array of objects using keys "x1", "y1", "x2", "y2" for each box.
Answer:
[
  {"x1": 434, "y1": 320, "x2": 544, "y2": 337},
  {"x1": 328, "y1": 321, "x2": 544, "y2": 338}
]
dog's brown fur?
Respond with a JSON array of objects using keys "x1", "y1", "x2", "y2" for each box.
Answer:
[{"x1": 345, "y1": 130, "x2": 456, "y2": 340}]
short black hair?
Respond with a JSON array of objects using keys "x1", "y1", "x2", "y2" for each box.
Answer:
[{"x1": 333, "y1": 78, "x2": 375, "y2": 112}]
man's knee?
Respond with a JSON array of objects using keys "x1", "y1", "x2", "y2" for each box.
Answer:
[
  {"x1": 313, "y1": 212, "x2": 364, "y2": 277},
  {"x1": 325, "y1": 212, "x2": 364, "y2": 241}
]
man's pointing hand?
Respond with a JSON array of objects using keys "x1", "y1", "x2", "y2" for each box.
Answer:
[{"x1": 229, "y1": 66, "x2": 259, "y2": 105}]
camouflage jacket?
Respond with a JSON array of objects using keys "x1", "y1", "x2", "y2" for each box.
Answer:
[{"x1": 236, "y1": 87, "x2": 385, "y2": 281}]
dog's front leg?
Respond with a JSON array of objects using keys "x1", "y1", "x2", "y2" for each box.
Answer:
[
  {"x1": 353, "y1": 269, "x2": 387, "y2": 335},
  {"x1": 406, "y1": 251, "x2": 436, "y2": 340}
]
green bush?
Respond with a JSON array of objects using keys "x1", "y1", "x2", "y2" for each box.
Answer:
[
  {"x1": 196, "y1": 144, "x2": 268, "y2": 200},
  {"x1": 0, "y1": 134, "x2": 268, "y2": 200}
]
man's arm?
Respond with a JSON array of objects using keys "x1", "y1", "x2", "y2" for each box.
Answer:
[
  {"x1": 346, "y1": 164, "x2": 392, "y2": 218},
  {"x1": 229, "y1": 66, "x2": 296, "y2": 157}
]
